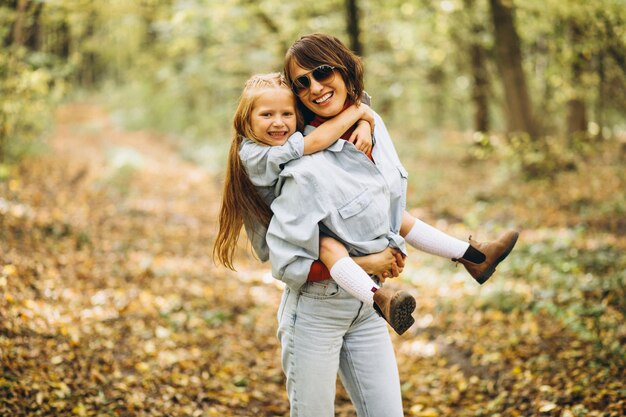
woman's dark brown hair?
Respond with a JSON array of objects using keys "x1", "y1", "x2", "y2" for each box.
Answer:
[{"x1": 284, "y1": 33, "x2": 364, "y2": 123}]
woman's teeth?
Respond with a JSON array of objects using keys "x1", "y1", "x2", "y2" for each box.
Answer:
[{"x1": 314, "y1": 92, "x2": 333, "y2": 104}]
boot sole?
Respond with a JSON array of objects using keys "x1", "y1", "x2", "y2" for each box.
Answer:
[
  {"x1": 389, "y1": 292, "x2": 416, "y2": 335},
  {"x1": 476, "y1": 232, "x2": 519, "y2": 284}
]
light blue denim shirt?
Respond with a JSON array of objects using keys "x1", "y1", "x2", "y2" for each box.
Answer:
[
  {"x1": 266, "y1": 112, "x2": 408, "y2": 290},
  {"x1": 239, "y1": 132, "x2": 306, "y2": 262},
  {"x1": 239, "y1": 132, "x2": 305, "y2": 194}
]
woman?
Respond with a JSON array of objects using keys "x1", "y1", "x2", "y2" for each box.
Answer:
[
  {"x1": 264, "y1": 33, "x2": 411, "y2": 417},
  {"x1": 265, "y1": 33, "x2": 517, "y2": 416}
]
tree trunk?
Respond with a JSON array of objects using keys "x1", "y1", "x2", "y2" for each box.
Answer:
[
  {"x1": 566, "y1": 99, "x2": 587, "y2": 137},
  {"x1": 24, "y1": 1, "x2": 43, "y2": 51},
  {"x1": 244, "y1": 0, "x2": 288, "y2": 61},
  {"x1": 566, "y1": 22, "x2": 588, "y2": 139},
  {"x1": 599, "y1": 12, "x2": 626, "y2": 77},
  {"x1": 470, "y1": 40, "x2": 489, "y2": 132},
  {"x1": 57, "y1": 21, "x2": 71, "y2": 59},
  {"x1": 80, "y1": 12, "x2": 98, "y2": 87},
  {"x1": 595, "y1": 51, "x2": 605, "y2": 138},
  {"x1": 489, "y1": 0, "x2": 536, "y2": 136},
  {"x1": 346, "y1": 0, "x2": 363, "y2": 55},
  {"x1": 461, "y1": 0, "x2": 490, "y2": 132},
  {"x1": 11, "y1": 0, "x2": 28, "y2": 46}
]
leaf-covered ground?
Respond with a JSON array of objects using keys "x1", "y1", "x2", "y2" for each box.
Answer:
[{"x1": 1, "y1": 104, "x2": 624, "y2": 416}]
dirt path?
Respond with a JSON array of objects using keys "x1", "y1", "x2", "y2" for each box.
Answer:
[{"x1": 1, "y1": 103, "x2": 290, "y2": 416}]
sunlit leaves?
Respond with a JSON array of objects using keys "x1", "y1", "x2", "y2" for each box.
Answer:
[
  {"x1": 1, "y1": 103, "x2": 287, "y2": 416},
  {"x1": 3, "y1": 94, "x2": 626, "y2": 415}
]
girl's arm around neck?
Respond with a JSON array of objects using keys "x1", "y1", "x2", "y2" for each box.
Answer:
[{"x1": 302, "y1": 103, "x2": 373, "y2": 154}]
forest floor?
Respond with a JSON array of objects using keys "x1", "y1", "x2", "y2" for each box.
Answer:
[{"x1": 1, "y1": 103, "x2": 625, "y2": 416}]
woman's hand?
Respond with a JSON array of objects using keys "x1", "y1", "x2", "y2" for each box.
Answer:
[{"x1": 353, "y1": 247, "x2": 405, "y2": 282}]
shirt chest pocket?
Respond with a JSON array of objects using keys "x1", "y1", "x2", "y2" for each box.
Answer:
[
  {"x1": 396, "y1": 165, "x2": 408, "y2": 209},
  {"x1": 336, "y1": 188, "x2": 389, "y2": 242}
]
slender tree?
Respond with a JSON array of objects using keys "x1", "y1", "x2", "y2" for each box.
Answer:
[
  {"x1": 464, "y1": 0, "x2": 490, "y2": 132},
  {"x1": 566, "y1": 21, "x2": 588, "y2": 139},
  {"x1": 10, "y1": 0, "x2": 28, "y2": 46},
  {"x1": 489, "y1": 0, "x2": 536, "y2": 136},
  {"x1": 346, "y1": 0, "x2": 363, "y2": 55}
]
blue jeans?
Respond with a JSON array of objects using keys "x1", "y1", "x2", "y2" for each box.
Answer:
[{"x1": 277, "y1": 280, "x2": 404, "y2": 417}]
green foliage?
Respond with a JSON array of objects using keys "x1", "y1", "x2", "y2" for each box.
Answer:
[
  {"x1": 0, "y1": 3, "x2": 73, "y2": 164},
  {"x1": 399, "y1": 107, "x2": 626, "y2": 379},
  {"x1": 469, "y1": 129, "x2": 617, "y2": 179},
  {"x1": 2, "y1": 0, "x2": 626, "y2": 172},
  {"x1": 102, "y1": 0, "x2": 355, "y2": 145},
  {"x1": 0, "y1": 48, "x2": 59, "y2": 163},
  {"x1": 485, "y1": 234, "x2": 625, "y2": 361}
]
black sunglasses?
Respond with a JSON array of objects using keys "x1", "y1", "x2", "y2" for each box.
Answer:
[{"x1": 291, "y1": 65, "x2": 336, "y2": 94}]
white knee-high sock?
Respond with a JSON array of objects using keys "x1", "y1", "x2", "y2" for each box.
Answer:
[
  {"x1": 329, "y1": 257, "x2": 379, "y2": 306},
  {"x1": 404, "y1": 218, "x2": 469, "y2": 259}
]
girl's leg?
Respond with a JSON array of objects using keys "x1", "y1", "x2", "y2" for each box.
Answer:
[
  {"x1": 339, "y1": 305, "x2": 404, "y2": 417},
  {"x1": 401, "y1": 211, "x2": 519, "y2": 284},
  {"x1": 319, "y1": 236, "x2": 378, "y2": 306},
  {"x1": 400, "y1": 212, "x2": 469, "y2": 259},
  {"x1": 320, "y1": 236, "x2": 416, "y2": 335}
]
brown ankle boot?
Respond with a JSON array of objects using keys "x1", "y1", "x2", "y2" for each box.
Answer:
[
  {"x1": 454, "y1": 230, "x2": 519, "y2": 284},
  {"x1": 373, "y1": 287, "x2": 416, "y2": 335}
]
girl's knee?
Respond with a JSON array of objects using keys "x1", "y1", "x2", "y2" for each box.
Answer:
[
  {"x1": 319, "y1": 237, "x2": 349, "y2": 266},
  {"x1": 320, "y1": 236, "x2": 344, "y2": 252}
]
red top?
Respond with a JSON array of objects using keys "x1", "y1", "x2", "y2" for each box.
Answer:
[{"x1": 306, "y1": 113, "x2": 374, "y2": 282}]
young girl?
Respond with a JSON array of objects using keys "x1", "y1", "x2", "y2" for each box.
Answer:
[{"x1": 214, "y1": 73, "x2": 417, "y2": 334}]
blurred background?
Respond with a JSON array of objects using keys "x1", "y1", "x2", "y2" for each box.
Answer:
[
  {"x1": 1, "y1": 1, "x2": 625, "y2": 416},
  {"x1": 2, "y1": 0, "x2": 625, "y2": 166}
]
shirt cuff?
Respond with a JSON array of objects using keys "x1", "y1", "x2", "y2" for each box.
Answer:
[{"x1": 289, "y1": 131, "x2": 305, "y2": 158}]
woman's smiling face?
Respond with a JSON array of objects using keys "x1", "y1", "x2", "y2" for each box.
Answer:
[{"x1": 290, "y1": 62, "x2": 348, "y2": 119}]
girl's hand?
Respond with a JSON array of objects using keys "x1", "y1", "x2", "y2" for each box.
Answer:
[
  {"x1": 348, "y1": 120, "x2": 373, "y2": 155},
  {"x1": 353, "y1": 247, "x2": 404, "y2": 282}
]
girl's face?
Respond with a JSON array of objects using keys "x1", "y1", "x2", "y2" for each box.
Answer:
[
  {"x1": 290, "y1": 62, "x2": 348, "y2": 119},
  {"x1": 250, "y1": 87, "x2": 297, "y2": 146}
]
